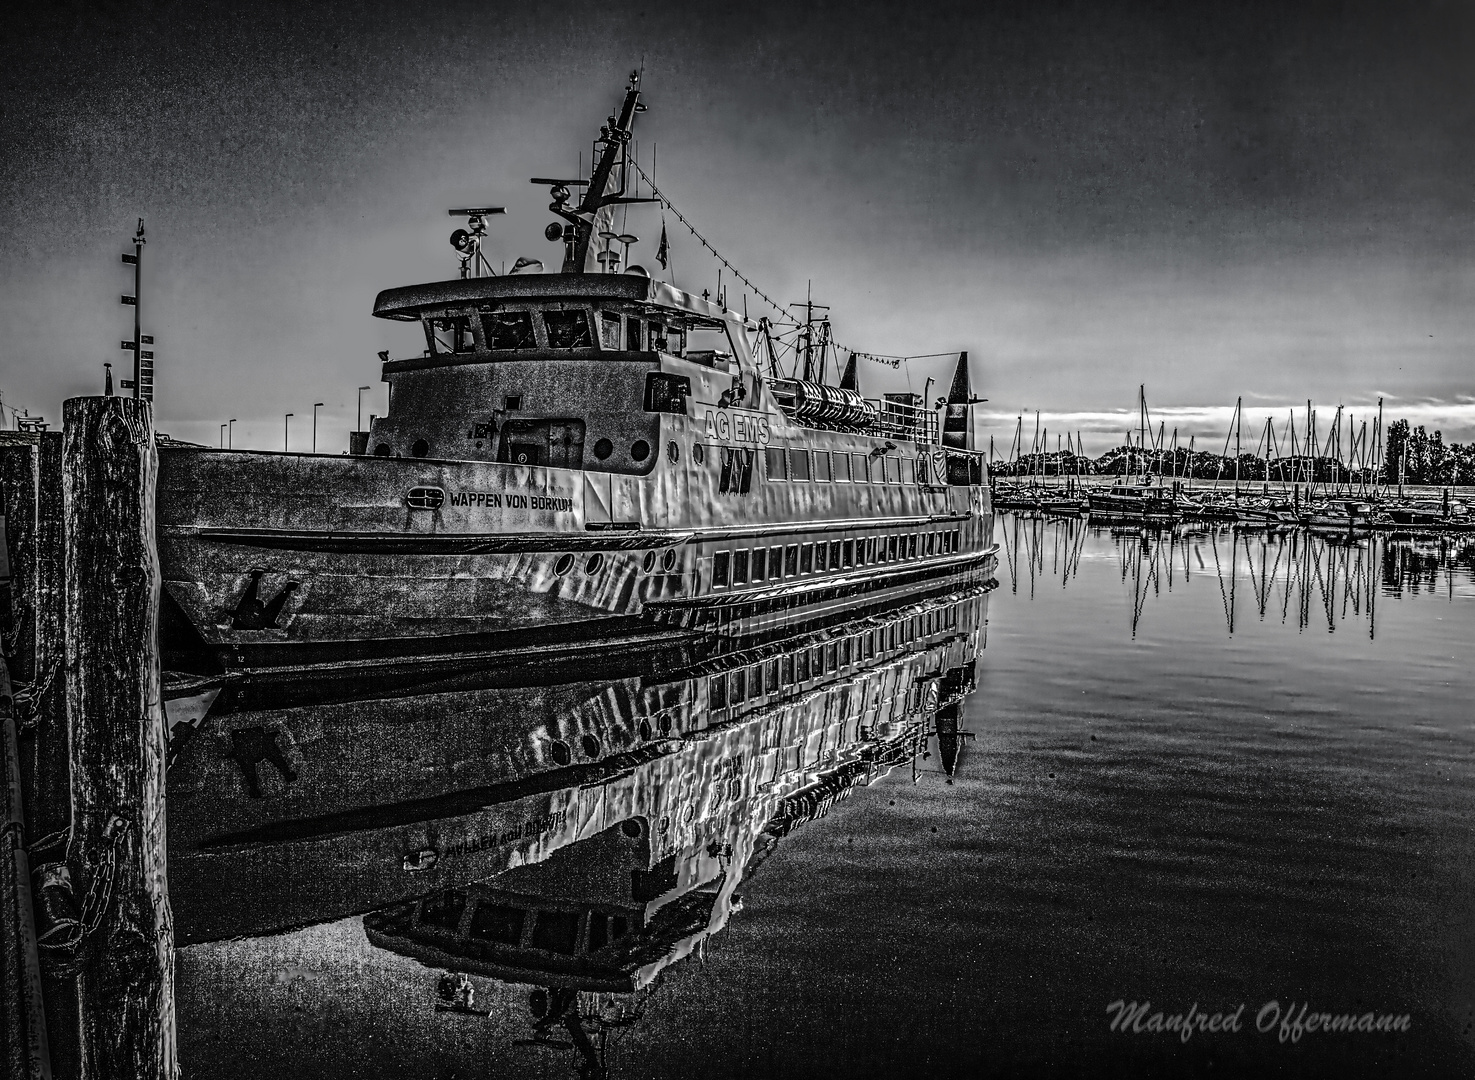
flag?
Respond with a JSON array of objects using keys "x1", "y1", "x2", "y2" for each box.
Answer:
[
  {"x1": 508, "y1": 257, "x2": 543, "y2": 275},
  {"x1": 656, "y1": 222, "x2": 669, "y2": 269}
]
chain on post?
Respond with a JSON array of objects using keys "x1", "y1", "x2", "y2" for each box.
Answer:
[{"x1": 34, "y1": 813, "x2": 130, "y2": 962}]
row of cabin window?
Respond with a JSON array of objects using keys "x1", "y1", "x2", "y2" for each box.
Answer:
[
  {"x1": 708, "y1": 605, "x2": 962, "y2": 710},
  {"x1": 765, "y1": 446, "x2": 931, "y2": 486},
  {"x1": 418, "y1": 891, "x2": 630, "y2": 957},
  {"x1": 710, "y1": 528, "x2": 962, "y2": 589},
  {"x1": 427, "y1": 308, "x2": 735, "y2": 359}
]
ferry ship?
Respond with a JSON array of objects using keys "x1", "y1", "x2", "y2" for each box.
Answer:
[{"x1": 154, "y1": 71, "x2": 996, "y2": 701}]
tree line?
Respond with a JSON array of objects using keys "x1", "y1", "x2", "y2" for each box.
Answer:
[{"x1": 991, "y1": 418, "x2": 1473, "y2": 485}]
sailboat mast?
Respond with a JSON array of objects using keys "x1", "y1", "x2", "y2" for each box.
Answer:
[{"x1": 1234, "y1": 396, "x2": 1242, "y2": 496}]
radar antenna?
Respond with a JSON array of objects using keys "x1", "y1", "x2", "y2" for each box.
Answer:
[{"x1": 447, "y1": 206, "x2": 506, "y2": 279}]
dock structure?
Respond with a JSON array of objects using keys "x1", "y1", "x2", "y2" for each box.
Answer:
[{"x1": 1, "y1": 397, "x2": 174, "y2": 1080}]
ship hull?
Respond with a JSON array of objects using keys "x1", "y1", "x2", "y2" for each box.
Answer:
[{"x1": 157, "y1": 438, "x2": 995, "y2": 682}]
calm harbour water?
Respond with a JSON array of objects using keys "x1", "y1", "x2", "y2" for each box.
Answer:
[{"x1": 178, "y1": 516, "x2": 1475, "y2": 1079}]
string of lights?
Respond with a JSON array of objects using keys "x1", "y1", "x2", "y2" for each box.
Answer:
[{"x1": 627, "y1": 157, "x2": 956, "y2": 373}]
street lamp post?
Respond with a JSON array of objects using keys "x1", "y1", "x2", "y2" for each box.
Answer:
[
  {"x1": 220, "y1": 423, "x2": 226, "y2": 449},
  {"x1": 312, "y1": 402, "x2": 325, "y2": 453},
  {"x1": 284, "y1": 412, "x2": 294, "y2": 452},
  {"x1": 228, "y1": 418, "x2": 237, "y2": 449},
  {"x1": 357, "y1": 386, "x2": 371, "y2": 432}
]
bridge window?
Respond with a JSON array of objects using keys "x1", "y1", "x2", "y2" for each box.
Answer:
[
  {"x1": 731, "y1": 668, "x2": 746, "y2": 704},
  {"x1": 468, "y1": 903, "x2": 524, "y2": 946},
  {"x1": 835, "y1": 454, "x2": 852, "y2": 482},
  {"x1": 732, "y1": 549, "x2": 749, "y2": 586},
  {"x1": 644, "y1": 372, "x2": 691, "y2": 413},
  {"x1": 842, "y1": 538, "x2": 855, "y2": 568},
  {"x1": 420, "y1": 891, "x2": 467, "y2": 931},
  {"x1": 426, "y1": 315, "x2": 477, "y2": 355},
  {"x1": 765, "y1": 659, "x2": 781, "y2": 693},
  {"x1": 530, "y1": 910, "x2": 580, "y2": 956},
  {"x1": 599, "y1": 312, "x2": 622, "y2": 349},
  {"x1": 626, "y1": 316, "x2": 643, "y2": 350},
  {"x1": 712, "y1": 550, "x2": 730, "y2": 588},
  {"x1": 813, "y1": 450, "x2": 832, "y2": 482},
  {"x1": 784, "y1": 545, "x2": 798, "y2": 576},
  {"x1": 851, "y1": 452, "x2": 870, "y2": 482},
  {"x1": 765, "y1": 446, "x2": 787, "y2": 480},
  {"x1": 829, "y1": 540, "x2": 842, "y2": 568},
  {"x1": 814, "y1": 542, "x2": 827, "y2": 572},
  {"x1": 788, "y1": 448, "x2": 811, "y2": 481},
  {"x1": 710, "y1": 674, "x2": 728, "y2": 709},
  {"x1": 800, "y1": 543, "x2": 813, "y2": 573},
  {"x1": 544, "y1": 309, "x2": 593, "y2": 349},
  {"x1": 481, "y1": 310, "x2": 536, "y2": 350}
]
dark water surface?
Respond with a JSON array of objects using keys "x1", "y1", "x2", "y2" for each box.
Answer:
[{"x1": 178, "y1": 518, "x2": 1475, "y2": 1079}]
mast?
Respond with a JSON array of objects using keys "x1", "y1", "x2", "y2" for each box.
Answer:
[
  {"x1": 790, "y1": 283, "x2": 829, "y2": 383},
  {"x1": 1138, "y1": 384, "x2": 1146, "y2": 479},
  {"x1": 538, "y1": 72, "x2": 653, "y2": 274},
  {"x1": 119, "y1": 219, "x2": 151, "y2": 401},
  {"x1": 1234, "y1": 396, "x2": 1242, "y2": 497}
]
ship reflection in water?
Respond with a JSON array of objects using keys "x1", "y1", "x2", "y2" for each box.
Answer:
[
  {"x1": 176, "y1": 582, "x2": 990, "y2": 1079},
  {"x1": 361, "y1": 587, "x2": 986, "y2": 1078},
  {"x1": 1000, "y1": 511, "x2": 1475, "y2": 637}
]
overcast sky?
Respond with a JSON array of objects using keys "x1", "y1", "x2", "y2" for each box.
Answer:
[{"x1": 2, "y1": 0, "x2": 1473, "y2": 453}]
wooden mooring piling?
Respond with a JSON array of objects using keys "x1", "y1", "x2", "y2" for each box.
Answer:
[{"x1": 1, "y1": 396, "x2": 175, "y2": 1080}]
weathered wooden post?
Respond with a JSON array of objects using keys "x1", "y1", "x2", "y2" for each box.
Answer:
[
  {"x1": 62, "y1": 396, "x2": 174, "y2": 1080},
  {"x1": 2, "y1": 651, "x2": 51, "y2": 1080}
]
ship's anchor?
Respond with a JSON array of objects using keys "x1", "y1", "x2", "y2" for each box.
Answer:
[{"x1": 229, "y1": 569, "x2": 300, "y2": 630}]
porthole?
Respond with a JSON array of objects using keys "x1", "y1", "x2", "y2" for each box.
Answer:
[
  {"x1": 642, "y1": 551, "x2": 656, "y2": 574},
  {"x1": 550, "y1": 740, "x2": 571, "y2": 766},
  {"x1": 631, "y1": 440, "x2": 650, "y2": 462},
  {"x1": 667, "y1": 440, "x2": 680, "y2": 463},
  {"x1": 411, "y1": 439, "x2": 429, "y2": 458},
  {"x1": 693, "y1": 444, "x2": 705, "y2": 465},
  {"x1": 580, "y1": 734, "x2": 601, "y2": 759},
  {"x1": 657, "y1": 713, "x2": 672, "y2": 735},
  {"x1": 586, "y1": 552, "x2": 605, "y2": 575},
  {"x1": 621, "y1": 818, "x2": 643, "y2": 839},
  {"x1": 639, "y1": 719, "x2": 653, "y2": 741},
  {"x1": 373, "y1": 443, "x2": 391, "y2": 457},
  {"x1": 593, "y1": 438, "x2": 613, "y2": 460},
  {"x1": 662, "y1": 548, "x2": 678, "y2": 572},
  {"x1": 659, "y1": 815, "x2": 670, "y2": 834},
  {"x1": 553, "y1": 553, "x2": 575, "y2": 576}
]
